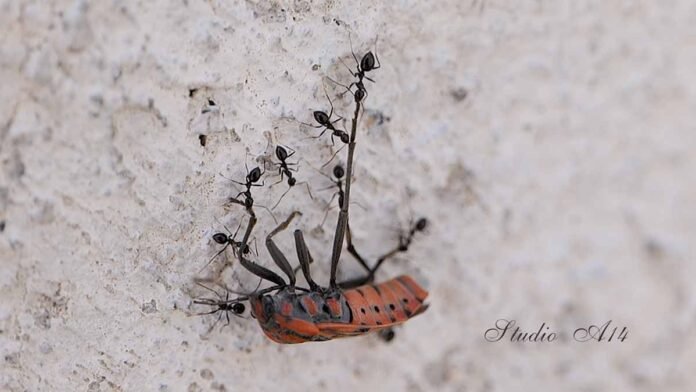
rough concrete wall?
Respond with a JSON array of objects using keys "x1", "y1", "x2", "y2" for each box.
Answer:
[{"x1": 1, "y1": 1, "x2": 694, "y2": 391}]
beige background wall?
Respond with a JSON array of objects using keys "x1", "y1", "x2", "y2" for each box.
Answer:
[{"x1": 1, "y1": 1, "x2": 694, "y2": 391}]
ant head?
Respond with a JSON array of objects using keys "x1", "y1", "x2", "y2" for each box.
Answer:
[
  {"x1": 354, "y1": 88, "x2": 365, "y2": 102},
  {"x1": 232, "y1": 302, "x2": 246, "y2": 314},
  {"x1": 212, "y1": 233, "x2": 228, "y2": 244},
  {"x1": 288, "y1": 177, "x2": 297, "y2": 186},
  {"x1": 339, "y1": 132, "x2": 349, "y2": 144},
  {"x1": 275, "y1": 146, "x2": 288, "y2": 161},
  {"x1": 415, "y1": 218, "x2": 428, "y2": 232},
  {"x1": 248, "y1": 167, "x2": 262, "y2": 183},
  {"x1": 361, "y1": 52, "x2": 376, "y2": 72},
  {"x1": 313, "y1": 111, "x2": 330, "y2": 126},
  {"x1": 333, "y1": 165, "x2": 345, "y2": 179}
]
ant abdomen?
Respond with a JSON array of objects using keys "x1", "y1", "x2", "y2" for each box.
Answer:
[
  {"x1": 333, "y1": 165, "x2": 345, "y2": 179},
  {"x1": 275, "y1": 146, "x2": 289, "y2": 161},
  {"x1": 314, "y1": 111, "x2": 330, "y2": 126},
  {"x1": 247, "y1": 167, "x2": 263, "y2": 183},
  {"x1": 213, "y1": 233, "x2": 228, "y2": 244},
  {"x1": 361, "y1": 52, "x2": 376, "y2": 72}
]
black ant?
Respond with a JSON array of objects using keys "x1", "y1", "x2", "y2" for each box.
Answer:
[
  {"x1": 319, "y1": 164, "x2": 346, "y2": 227},
  {"x1": 225, "y1": 164, "x2": 277, "y2": 223},
  {"x1": 330, "y1": 35, "x2": 381, "y2": 102},
  {"x1": 347, "y1": 35, "x2": 381, "y2": 92},
  {"x1": 270, "y1": 145, "x2": 313, "y2": 210},
  {"x1": 229, "y1": 165, "x2": 263, "y2": 211},
  {"x1": 302, "y1": 86, "x2": 349, "y2": 145},
  {"x1": 192, "y1": 282, "x2": 247, "y2": 332},
  {"x1": 200, "y1": 218, "x2": 258, "y2": 272},
  {"x1": 316, "y1": 164, "x2": 364, "y2": 227},
  {"x1": 271, "y1": 145, "x2": 299, "y2": 188}
]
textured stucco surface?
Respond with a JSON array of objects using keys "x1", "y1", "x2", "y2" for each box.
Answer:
[{"x1": 1, "y1": 1, "x2": 695, "y2": 391}]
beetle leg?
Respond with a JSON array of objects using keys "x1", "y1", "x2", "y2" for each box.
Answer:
[
  {"x1": 345, "y1": 223, "x2": 371, "y2": 273},
  {"x1": 293, "y1": 229, "x2": 319, "y2": 291},
  {"x1": 369, "y1": 218, "x2": 427, "y2": 277},
  {"x1": 238, "y1": 255, "x2": 287, "y2": 287},
  {"x1": 234, "y1": 215, "x2": 287, "y2": 287},
  {"x1": 329, "y1": 210, "x2": 348, "y2": 288},
  {"x1": 338, "y1": 218, "x2": 427, "y2": 289},
  {"x1": 265, "y1": 211, "x2": 302, "y2": 287}
]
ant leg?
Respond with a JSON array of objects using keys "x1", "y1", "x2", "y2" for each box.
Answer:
[
  {"x1": 299, "y1": 120, "x2": 323, "y2": 129},
  {"x1": 309, "y1": 128, "x2": 330, "y2": 140},
  {"x1": 348, "y1": 32, "x2": 361, "y2": 72},
  {"x1": 270, "y1": 173, "x2": 285, "y2": 188},
  {"x1": 322, "y1": 82, "x2": 336, "y2": 120},
  {"x1": 195, "y1": 282, "x2": 224, "y2": 300},
  {"x1": 321, "y1": 144, "x2": 346, "y2": 168},
  {"x1": 271, "y1": 187, "x2": 292, "y2": 210},
  {"x1": 265, "y1": 211, "x2": 302, "y2": 287},
  {"x1": 249, "y1": 236, "x2": 259, "y2": 257},
  {"x1": 325, "y1": 75, "x2": 355, "y2": 97},
  {"x1": 199, "y1": 244, "x2": 229, "y2": 273},
  {"x1": 319, "y1": 193, "x2": 339, "y2": 228},
  {"x1": 293, "y1": 229, "x2": 319, "y2": 290},
  {"x1": 338, "y1": 57, "x2": 356, "y2": 78},
  {"x1": 373, "y1": 36, "x2": 382, "y2": 70},
  {"x1": 299, "y1": 181, "x2": 314, "y2": 201},
  {"x1": 230, "y1": 180, "x2": 247, "y2": 188},
  {"x1": 254, "y1": 204, "x2": 278, "y2": 224}
]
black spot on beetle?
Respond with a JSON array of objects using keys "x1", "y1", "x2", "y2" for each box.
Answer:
[
  {"x1": 376, "y1": 321, "x2": 382, "y2": 325},
  {"x1": 404, "y1": 308, "x2": 413, "y2": 317},
  {"x1": 373, "y1": 306, "x2": 380, "y2": 313},
  {"x1": 390, "y1": 316, "x2": 396, "y2": 322},
  {"x1": 389, "y1": 304, "x2": 396, "y2": 311},
  {"x1": 358, "y1": 327, "x2": 369, "y2": 333},
  {"x1": 360, "y1": 308, "x2": 366, "y2": 314}
]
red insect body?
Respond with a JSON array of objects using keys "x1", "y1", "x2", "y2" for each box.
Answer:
[{"x1": 249, "y1": 275, "x2": 428, "y2": 344}]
